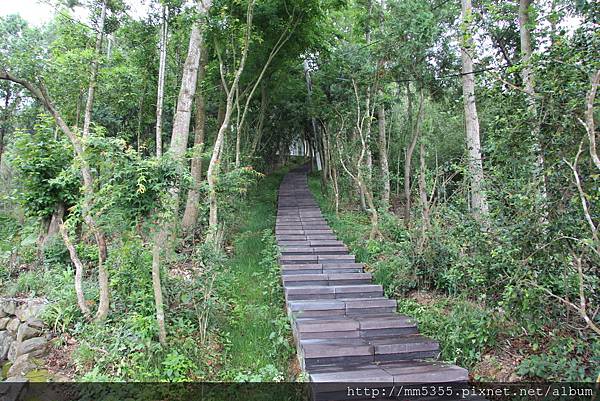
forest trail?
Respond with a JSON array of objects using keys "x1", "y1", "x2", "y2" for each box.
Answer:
[{"x1": 276, "y1": 165, "x2": 469, "y2": 386}]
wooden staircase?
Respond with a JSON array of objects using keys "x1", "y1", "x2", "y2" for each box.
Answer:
[{"x1": 276, "y1": 166, "x2": 470, "y2": 391}]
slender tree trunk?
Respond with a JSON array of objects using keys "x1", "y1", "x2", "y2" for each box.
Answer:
[
  {"x1": 0, "y1": 88, "x2": 10, "y2": 165},
  {"x1": 321, "y1": 124, "x2": 329, "y2": 187},
  {"x1": 403, "y1": 87, "x2": 423, "y2": 227},
  {"x1": 332, "y1": 165, "x2": 340, "y2": 214},
  {"x1": 75, "y1": 88, "x2": 83, "y2": 129},
  {"x1": 417, "y1": 140, "x2": 430, "y2": 250},
  {"x1": 45, "y1": 203, "x2": 65, "y2": 245},
  {"x1": 250, "y1": 82, "x2": 267, "y2": 156},
  {"x1": 378, "y1": 103, "x2": 390, "y2": 208},
  {"x1": 82, "y1": 0, "x2": 107, "y2": 138},
  {"x1": 519, "y1": 0, "x2": 548, "y2": 216},
  {"x1": 206, "y1": 0, "x2": 255, "y2": 244},
  {"x1": 168, "y1": 31, "x2": 203, "y2": 160},
  {"x1": 584, "y1": 70, "x2": 600, "y2": 172},
  {"x1": 0, "y1": 124, "x2": 4, "y2": 166},
  {"x1": 235, "y1": 86, "x2": 242, "y2": 168},
  {"x1": 304, "y1": 59, "x2": 324, "y2": 182},
  {"x1": 59, "y1": 222, "x2": 91, "y2": 317},
  {"x1": 155, "y1": 5, "x2": 168, "y2": 157},
  {"x1": 78, "y1": 0, "x2": 110, "y2": 321},
  {"x1": 151, "y1": 2, "x2": 209, "y2": 344},
  {"x1": 182, "y1": 47, "x2": 208, "y2": 231},
  {"x1": 461, "y1": 0, "x2": 490, "y2": 224}
]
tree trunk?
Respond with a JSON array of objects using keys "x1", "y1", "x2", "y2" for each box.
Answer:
[
  {"x1": 82, "y1": 0, "x2": 107, "y2": 138},
  {"x1": 59, "y1": 222, "x2": 91, "y2": 317},
  {"x1": 45, "y1": 203, "x2": 65, "y2": 244},
  {"x1": 584, "y1": 70, "x2": 600, "y2": 172},
  {"x1": 519, "y1": 0, "x2": 548, "y2": 216},
  {"x1": 0, "y1": 87, "x2": 9, "y2": 166},
  {"x1": 403, "y1": 87, "x2": 423, "y2": 227},
  {"x1": 0, "y1": 124, "x2": 4, "y2": 166},
  {"x1": 417, "y1": 140, "x2": 430, "y2": 251},
  {"x1": 151, "y1": 1, "x2": 209, "y2": 344},
  {"x1": 304, "y1": 59, "x2": 325, "y2": 183},
  {"x1": 75, "y1": 88, "x2": 83, "y2": 129},
  {"x1": 169, "y1": 25, "x2": 203, "y2": 163},
  {"x1": 206, "y1": 0, "x2": 255, "y2": 244},
  {"x1": 461, "y1": 0, "x2": 490, "y2": 224},
  {"x1": 181, "y1": 46, "x2": 208, "y2": 231},
  {"x1": 235, "y1": 86, "x2": 242, "y2": 168},
  {"x1": 155, "y1": 5, "x2": 168, "y2": 157},
  {"x1": 378, "y1": 103, "x2": 390, "y2": 208},
  {"x1": 250, "y1": 82, "x2": 267, "y2": 156}
]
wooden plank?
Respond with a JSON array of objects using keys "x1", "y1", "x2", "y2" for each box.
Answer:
[
  {"x1": 379, "y1": 361, "x2": 469, "y2": 383},
  {"x1": 276, "y1": 167, "x2": 469, "y2": 384}
]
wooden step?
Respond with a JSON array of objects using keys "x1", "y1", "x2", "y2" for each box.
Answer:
[
  {"x1": 286, "y1": 286, "x2": 335, "y2": 301},
  {"x1": 281, "y1": 264, "x2": 323, "y2": 275},
  {"x1": 309, "y1": 240, "x2": 344, "y2": 247},
  {"x1": 300, "y1": 334, "x2": 439, "y2": 369},
  {"x1": 277, "y1": 167, "x2": 469, "y2": 385},
  {"x1": 279, "y1": 254, "x2": 318, "y2": 264},
  {"x1": 300, "y1": 338, "x2": 374, "y2": 369},
  {"x1": 345, "y1": 298, "x2": 397, "y2": 315},
  {"x1": 355, "y1": 314, "x2": 418, "y2": 338},
  {"x1": 281, "y1": 263, "x2": 365, "y2": 275},
  {"x1": 282, "y1": 274, "x2": 330, "y2": 287},
  {"x1": 293, "y1": 313, "x2": 417, "y2": 341},
  {"x1": 333, "y1": 284, "x2": 383, "y2": 299},
  {"x1": 370, "y1": 335, "x2": 439, "y2": 362},
  {"x1": 319, "y1": 254, "x2": 355, "y2": 264},
  {"x1": 306, "y1": 233, "x2": 337, "y2": 240},
  {"x1": 282, "y1": 272, "x2": 372, "y2": 287},
  {"x1": 279, "y1": 254, "x2": 357, "y2": 264},
  {"x1": 294, "y1": 316, "x2": 360, "y2": 340},
  {"x1": 285, "y1": 285, "x2": 383, "y2": 301},
  {"x1": 288, "y1": 297, "x2": 396, "y2": 318},
  {"x1": 288, "y1": 300, "x2": 346, "y2": 318},
  {"x1": 322, "y1": 263, "x2": 365, "y2": 274},
  {"x1": 309, "y1": 360, "x2": 468, "y2": 383},
  {"x1": 280, "y1": 246, "x2": 348, "y2": 255},
  {"x1": 277, "y1": 240, "x2": 310, "y2": 247}
]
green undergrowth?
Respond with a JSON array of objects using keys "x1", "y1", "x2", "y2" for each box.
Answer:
[
  {"x1": 0, "y1": 164, "x2": 300, "y2": 382},
  {"x1": 307, "y1": 176, "x2": 499, "y2": 369},
  {"x1": 307, "y1": 174, "x2": 599, "y2": 382},
  {"x1": 215, "y1": 167, "x2": 295, "y2": 381}
]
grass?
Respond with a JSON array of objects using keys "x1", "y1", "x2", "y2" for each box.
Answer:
[{"x1": 216, "y1": 167, "x2": 295, "y2": 381}]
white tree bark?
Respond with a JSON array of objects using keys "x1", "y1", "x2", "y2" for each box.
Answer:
[
  {"x1": 82, "y1": 0, "x2": 107, "y2": 138},
  {"x1": 378, "y1": 103, "x2": 390, "y2": 208},
  {"x1": 155, "y1": 5, "x2": 168, "y2": 157},
  {"x1": 151, "y1": 0, "x2": 211, "y2": 344},
  {"x1": 206, "y1": 0, "x2": 255, "y2": 243},
  {"x1": 460, "y1": 0, "x2": 490, "y2": 223},
  {"x1": 181, "y1": 47, "x2": 208, "y2": 231},
  {"x1": 519, "y1": 0, "x2": 548, "y2": 216}
]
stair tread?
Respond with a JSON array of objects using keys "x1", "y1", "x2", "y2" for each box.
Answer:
[{"x1": 277, "y1": 167, "x2": 468, "y2": 382}]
